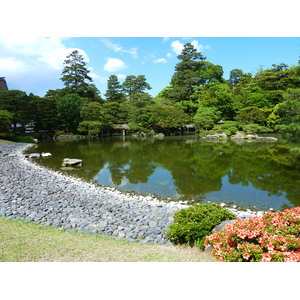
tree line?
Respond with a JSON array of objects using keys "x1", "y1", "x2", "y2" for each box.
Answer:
[{"x1": 1, "y1": 43, "x2": 300, "y2": 139}]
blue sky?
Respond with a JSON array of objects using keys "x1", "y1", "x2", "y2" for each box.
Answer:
[{"x1": 1, "y1": 37, "x2": 299, "y2": 98}]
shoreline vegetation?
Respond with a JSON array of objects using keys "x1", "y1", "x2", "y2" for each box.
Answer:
[{"x1": 1, "y1": 44, "x2": 300, "y2": 145}]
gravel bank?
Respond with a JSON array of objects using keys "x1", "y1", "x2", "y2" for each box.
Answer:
[{"x1": 0, "y1": 143, "x2": 264, "y2": 245}]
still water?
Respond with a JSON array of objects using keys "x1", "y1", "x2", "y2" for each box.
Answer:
[{"x1": 27, "y1": 135, "x2": 300, "y2": 211}]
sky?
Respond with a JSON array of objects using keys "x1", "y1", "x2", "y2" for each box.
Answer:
[{"x1": 1, "y1": 37, "x2": 299, "y2": 98}]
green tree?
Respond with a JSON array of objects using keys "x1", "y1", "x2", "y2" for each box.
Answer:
[
  {"x1": 228, "y1": 69, "x2": 244, "y2": 87},
  {"x1": 30, "y1": 94, "x2": 58, "y2": 134},
  {"x1": 56, "y1": 94, "x2": 81, "y2": 133},
  {"x1": 125, "y1": 93, "x2": 154, "y2": 130},
  {"x1": 122, "y1": 75, "x2": 136, "y2": 99},
  {"x1": 104, "y1": 75, "x2": 126, "y2": 124},
  {"x1": 105, "y1": 75, "x2": 126, "y2": 102},
  {"x1": 122, "y1": 75, "x2": 152, "y2": 99},
  {"x1": 78, "y1": 102, "x2": 113, "y2": 136},
  {"x1": 193, "y1": 107, "x2": 221, "y2": 131},
  {"x1": 0, "y1": 110, "x2": 13, "y2": 138},
  {"x1": 60, "y1": 50, "x2": 93, "y2": 97},
  {"x1": 170, "y1": 43, "x2": 206, "y2": 102},
  {"x1": 0, "y1": 90, "x2": 33, "y2": 133},
  {"x1": 150, "y1": 105, "x2": 190, "y2": 134},
  {"x1": 195, "y1": 82, "x2": 236, "y2": 120},
  {"x1": 235, "y1": 106, "x2": 271, "y2": 125}
]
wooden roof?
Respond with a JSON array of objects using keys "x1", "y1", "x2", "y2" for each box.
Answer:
[
  {"x1": 0, "y1": 77, "x2": 8, "y2": 91},
  {"x1": 113, "y1": 124, "x2": 130, "y2": 130}
]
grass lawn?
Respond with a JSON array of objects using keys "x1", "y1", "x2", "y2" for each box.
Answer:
[
  {"x1": 0, "y1": 139, "x2": 13, "y2": 143},
  {"x1": 0, "y1": 217, "x2": 213, "y2": 262}
]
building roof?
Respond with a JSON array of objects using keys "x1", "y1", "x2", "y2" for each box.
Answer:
[
  {"x1": 0, "y1": 77, "x2": 8, "y2": 91},
  {"x1": 113, "y1": 124, "x2": 130, "y2": 130}
]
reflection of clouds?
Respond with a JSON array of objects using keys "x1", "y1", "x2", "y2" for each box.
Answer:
[
  {"x1": 156, "y1": 180, "x2": 170, "y2": 186},
  {"x1": 118, "y1": 177, "x2": 129, "y2": 187}
]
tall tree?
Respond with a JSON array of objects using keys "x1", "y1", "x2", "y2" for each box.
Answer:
[
  {"x1": 122, "y1": 75, "x2": 137, "y2": 99},
  {"x1": 60, "y1": 50, "x2": 93, "y2": 97},
  {"x1": 170, "y1": 43, "x2": 206, "y2": 101},
  {"x1": 30, "y1": 94, "x2": 58, "y2": 134},
  {"x1": 0, "y1": 90, "x2": 33, "y2": 133},
  {"x1": 122, "y1": 75, "x2": 151, "y2": 99},
  {"x1": 105, "y1": 75, "x2": 125, "y2": 102},
  {"x1": 228, "y1": 69, "x2": 244, "y2": 87},
  {"x1": 0, "y1": 110, "x2": 13, "y2": 138},
  {"x1": 78, "y1": 102, "x2": 113, "y2": 136}
]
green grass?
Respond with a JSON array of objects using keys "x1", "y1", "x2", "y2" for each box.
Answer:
[
  {"x1": 0, "y1": 139, "x2": 13, "y2": 143},
  {"x1": 0, "y1": 217, "x2": 213, "y2": 262}
]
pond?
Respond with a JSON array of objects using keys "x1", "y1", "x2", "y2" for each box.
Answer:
[{"x1": 26, "y1": 134, "x2": 300, "y2": 211}]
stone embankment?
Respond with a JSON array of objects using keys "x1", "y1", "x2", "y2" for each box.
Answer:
[{"x1": 0, "y1": 143, "x2": 264, "y2": 246}]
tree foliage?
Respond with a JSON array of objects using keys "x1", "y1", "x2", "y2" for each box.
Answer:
[
  {"x1": 60, "y1": 50, "x2": 93, "y2": 97},
  {"x1": 0, "y1": 110, "x2": 13, "y2": 137},
  {"x1": 56, "y1": 94, "x2": 82, "y2": 133}
]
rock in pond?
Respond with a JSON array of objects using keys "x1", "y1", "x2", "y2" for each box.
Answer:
[
  {"x1": 256, "y1": 136, "x2": 278, "y2": 141},
  {"x1": 41, "y1": 152, "x2": 52, "y2": 157},
  {"x1": 62, "y1": 158, "x2": 83, "y2": 167},
  {"x1": 26, "y1": 153, "x2": 41, "y2": 159}
]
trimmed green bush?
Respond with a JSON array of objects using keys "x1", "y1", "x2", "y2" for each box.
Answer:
[
  {"x1": 166, "y1": 203, "x2": 236, "y2": 250},
  {"x1": 290, "y1": 147, "x2": 300, "y2": 157},
  {"x1": 12, "y1": 136, "x2": 36, "y2": 143},
  {"x1": 213, "y1": 121, "x2": 239, "y2": 136}
]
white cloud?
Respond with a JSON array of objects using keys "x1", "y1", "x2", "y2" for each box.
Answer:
[
  {"x1": 116, "y1": 74, "x2": 126, "y2": 81},
  {"x1": 162, "y1": 37, "x2": 170, "y2": 43},
  {"x1": 104, "y1": 58, "x2": 127, "y2": 72},
  {"x1": 166, "y1": 52, "x2": 172, "y2": 58},
  {"x1": 101, "y1": 39, "x2": 138, "y2": 58},
  {"x1": 0, "y1": 37, "x2": 92, "y2": 95},
  {"x1": 171, "y1": 39, "x2": 210, "y2": 55},
  {"x1": 153, "y1": 58, "x2": 167, "y2": 64},
  {"x1": 171, "y1": 40, "x2": 184, "y2": 55},
  {"x1": 191, "y1": 40, "x2": 211, "y2": 52}
]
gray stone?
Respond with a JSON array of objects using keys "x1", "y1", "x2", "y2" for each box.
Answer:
[
  {"x1": 231, "y1": 132, "x2": 245, "y2": 139},
  {"x1": 256, "y1": 136, "x2": 278, "y2": 141},
  {"x1": 28, "y1": 153, "x2": 41, "y2": 158},
  {"x1": 62, "y1": 158, "x2": 82, "y2": 167},
  {"x1": 213, "y1": 219, "x2": 236, "y2": 232}
]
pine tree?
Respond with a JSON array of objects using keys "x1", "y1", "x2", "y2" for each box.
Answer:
[
  {"x1": 105, "y1": 75, "x2": 125, "y2": 102},
  {"x1": 60, "y1": 50, "x2": 93, "y2": 97},
  {"x1": 171, "y1": 43, "x2": 206, "y2": 99}
]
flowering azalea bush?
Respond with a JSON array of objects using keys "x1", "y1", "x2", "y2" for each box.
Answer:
[{"x1": 204, "y1": 206, "x2": 300, "y2": 262}]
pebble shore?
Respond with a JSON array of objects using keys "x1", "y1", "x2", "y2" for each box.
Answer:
[{"x1": 0, "y1": 143, "x2": 264, "y2": 246}]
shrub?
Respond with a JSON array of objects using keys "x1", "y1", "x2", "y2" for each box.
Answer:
[
  {"x1": 213, "y1": 121, "x2": 239, "y2": 136},
  {"x1": 204, "y1": 206, "x2": 300, "y2": 262},
  {"x1": 290, "y1": 147, "x2": 300, "y2": 157},
  {"x1": 12, "y1": 136, "x2": 36, "y2": 143},
  {"x1": 240, "y1": 123, "x2": 273, "y2": 134},
  {"x1": 166, "y1": 203, "x2": 236, "y2": 250}
]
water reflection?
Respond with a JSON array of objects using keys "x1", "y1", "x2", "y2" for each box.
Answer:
[{"x1": 30, "y1": 135, "x2": 300, "y2": 210}]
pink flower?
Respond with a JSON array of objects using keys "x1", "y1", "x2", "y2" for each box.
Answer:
[{"x1": 243, "y1": 253, "x2": 250, "y2": 260}]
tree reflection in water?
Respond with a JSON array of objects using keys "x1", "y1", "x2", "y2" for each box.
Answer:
[{"x1": 31, "y1": 135, "x2": 300, "y2": 210}]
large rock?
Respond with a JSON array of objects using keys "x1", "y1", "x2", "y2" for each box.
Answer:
[
  {"x1": 41, "y1": 152, "x2": 52, "y2": 157},
  {"x1": 212, "y1": 219, "x2": 236, "y2": 232},
  {"x1": 204, "y1": 219, "x2": 236, "y2": 256},
  {"x1": 231, "y1": 132, "x2": 245, "y2": 139},
  {"x1": 245, "y1": 134, "x2": 258, "y2": 139},
  {"x1": 62, "y1": 158, "x2": 82, "y2": 167},
  {"x1": 256, "y1": 136, "x2": 278, "y2": 141},
  {"x1": 27, "y1": 153, "x2": 41, "y2": 158}
]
